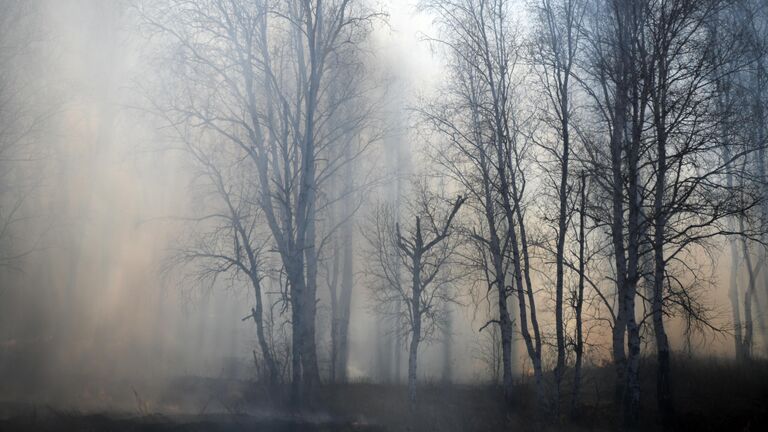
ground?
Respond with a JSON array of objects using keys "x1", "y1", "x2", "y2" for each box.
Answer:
[{"x1": 0, "y1": 357, "x2": 766, "y2": 431}]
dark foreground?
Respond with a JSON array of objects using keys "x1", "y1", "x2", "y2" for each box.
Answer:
[{"x1": 1, "y1": 357, "x2": 767, "y2": 431}]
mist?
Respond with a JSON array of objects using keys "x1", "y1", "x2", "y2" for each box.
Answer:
[{"x1": 1, "y1": 0, "x2": 767, "y2": 431}]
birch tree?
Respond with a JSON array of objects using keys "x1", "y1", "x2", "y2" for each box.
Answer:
[
  {"x1": 577, "y1": 0, "x2": 647, "y2": 423},
  {"x1": 577, "y1": 0, "x2": 760, "y2": 425},
  {"x1": 529, "y1": 0, "x2": 585, "y2": 414},
  {"x1": 421, "y1": 0, "x2": 545, "y2": 406}
]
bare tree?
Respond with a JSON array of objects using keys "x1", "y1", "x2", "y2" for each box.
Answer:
[
  {"x1": 576, "y1": 0, "x2": 647, "y2": 424},
  {"x1": 644, "y1": 0, "x2": 723, "y2": 422},
  {"x1": 365, "y1": 181, "x2": 465, "y2": 406},
  {"x1": 421, "y1": 0, "x2": 545, "y2": 406},
  {"x1": 529, "y1": 0, "x2": 585, "y2": 415},
  {"x1": 731, "y1": 0, "x2": 768, "y2": 359},
  {"x1": 140, "y1": 0, "x2": 381, "y2": 401},
  {"x1": 161, "y1": 128, "x2": 281, "y2": 386},
  {"x1": 575, "y1": 0, "x2": 761, "y2": 426}
]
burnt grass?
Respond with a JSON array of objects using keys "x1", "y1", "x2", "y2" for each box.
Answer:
[{"x1": 0, "y1": 356, "x2": 766, "y2": 431}]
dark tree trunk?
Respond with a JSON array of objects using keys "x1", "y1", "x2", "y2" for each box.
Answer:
[
  {"x1": 571, "y1": 173, "x2": 587, "y2": 419},
  {"x1": 554, "y1": 63, "x2": 571, "y2": 419},
  {"x1": 288, "y1": 262, "x2": 304, "y2": 405},
  {"x1": 249, "y1": 278, "x2": 279, "y2": 386},
  {"x1": 408, "y1": 241, "x2": 423, "y2": 407}
]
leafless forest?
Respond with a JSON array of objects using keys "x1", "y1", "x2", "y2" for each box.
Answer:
[{"x1": 1, "y1": 0, "x2": 768, "y2": 430}]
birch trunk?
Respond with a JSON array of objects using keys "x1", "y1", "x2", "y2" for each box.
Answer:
[{"x1": 652, "y1": 91, "x2": 673, "y2": 424}]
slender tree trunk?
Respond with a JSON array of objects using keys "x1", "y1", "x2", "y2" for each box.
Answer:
[
  {"x1": 289, "y1": 262, "x2": 304, "y2": 405},
  {"x1": 554, "y1": 91, "x2": 570, "y2": 420},
  {"x1": 609, "y1": 94, "x2": 629, "y2": 414},
  {"x1": 730, "y1": 237, "x2": 744, "y2": 360},
  {"x1": 507, "y1": 204, "x2": 544, "y2": 410},
  {"x1": 625, "y1": 302, "x2": 642, "y2": 427},
  {"x1": 498, "y1": 272, "x2": 514, "y2": 401},
  {"x1": 506, "y1": 149, "x2": 546, "y2": 409},
  {"x1": 519, "y1": 212, "x2": 546, "y2": 409},
  {"x1": 474, "y1": 1, "x2": 543, "y2": 404},
  {"x1": 740, "y1": 217, "x2": 757, "y2": 359},
  {"x1": 408, "y1": 323, "x2": 420, "y2": 406},
  {"x1": 711, "y1": 15, "x2": 745, "y2": 361},
  {"x1": 329, "y1": 239, "x2": 340, "y2": 383},
  {"x1": 408, "y1": 248, "x2": 423, "y2": 407},
  {"x1": 337, "y1": 215, "x2": 354, "y2": 382},
  {"x1": 607, "y1": 0, "x2": 633, "y2": 416},
  {"x1": 718, "y1": 87, "x2": 745, "y2": 361},
  {"x1": 328, "y1": 156, "x2": 354, "y2": 383},
  {"x1": 297, "y1": 2, "x2": 322, "y2": 391},
  {"x1": 468, "y1": 0, "x2": 528, "y2": 405},
  {"x1": 652, "y1": 94, "x2": 674, "y2": 424},
  {"x1": 474, "y1": 107, "x2": 514, "y2": 402},
  {"x1": 441, "y1": 296, "x2": 453, "y2": 383},
  {"x1": 552, "y1": 35, "x2": 573, "y2": 410},
  {"x1": 753, "y1": 55, "x2": 768, "y2": 353},
  {"x1": 250, "y1": 293, "x2": 279, "y2": 386},
  {"x1": 302, "y1": 199, "x2": 321, "y2": 390},
  {"x1": 394, "y1": 301, "x2": 402, "y2": 382},
  {"x1": 482, "y1": 167, "x2": 513, "y2": 401},
  {"x1": 571, "y1": 173, "x2": 587, "y2": 419},
  {"x1": 624, "y1": 89, "x2": 644, "y2": 429}
]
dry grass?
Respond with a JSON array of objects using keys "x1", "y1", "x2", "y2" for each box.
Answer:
[{"x1": 0, "y1": 356, "x2": 766, "y2": 431}]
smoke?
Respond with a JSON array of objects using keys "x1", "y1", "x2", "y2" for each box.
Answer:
[{"x1": 0, "y1": 0, "x2": 759, "y2": 414}]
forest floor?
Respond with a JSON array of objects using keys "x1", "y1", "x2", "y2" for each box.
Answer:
[{"x1": 0, "y1": 356, "x2": 766, "y2": 431}]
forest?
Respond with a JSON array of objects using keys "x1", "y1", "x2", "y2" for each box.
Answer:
[{"x1": 1, "y1": 0, "x2": 768, "y2": 431}]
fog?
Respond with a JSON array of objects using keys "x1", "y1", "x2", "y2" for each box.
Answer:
[
  {"x1": 0, "y1": 0, "x2": 767, "y2": 429},
  {"x1": 0, "y1": 0, "x2": 480, "y2": 406}
]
